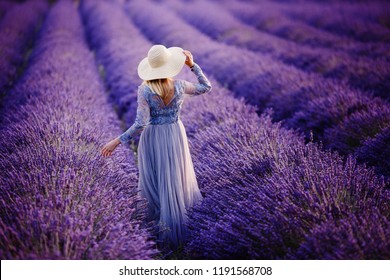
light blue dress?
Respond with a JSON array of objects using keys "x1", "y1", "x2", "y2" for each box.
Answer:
[{"x1": 118, "y1": 63, "x2": 212, "y2": 249}]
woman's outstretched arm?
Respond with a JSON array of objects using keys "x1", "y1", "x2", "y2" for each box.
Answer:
[
  {"x1": 101, "y1": 86, "x2": 150, "y2": 156},
  {"x1": 182, "y1": 50, "x2": 212, "y2": 96}
]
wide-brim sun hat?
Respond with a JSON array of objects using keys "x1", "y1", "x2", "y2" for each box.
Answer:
[{"x1": 138, "y1": 44, "x2": 186, "y2": 80}]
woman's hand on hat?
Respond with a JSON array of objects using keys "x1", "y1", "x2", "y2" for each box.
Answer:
[
  {"x1": 183, "y1": 50, "x2": 194, "y2": 67},
  {"x1": 101, "y1": 138, "x2": 121, "y2": 157}
]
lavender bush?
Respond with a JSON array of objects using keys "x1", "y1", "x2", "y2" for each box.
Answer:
[
  {"x1": 354, "y1": 126, "x2": 390, "y2": 179},
  {"x1": 286, "y1": 88, "x2": 378, "y2": 140},
  {"x1": 323, "y1": 102, "x2": 390, "y2": 154},
  {"x1": 0, "y1": 0, "x2": 156, "y2": 259},
  {"x1": 289, "y1": 208, "x2": 390, "y2": 259},
  {"x1": 0, "y1": 0, "x2": 47, "y2": 94}
]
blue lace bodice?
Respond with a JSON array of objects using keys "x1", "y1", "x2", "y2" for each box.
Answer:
[{"x1": 118, "y1": 63, "x2": 212, "y2": 144}]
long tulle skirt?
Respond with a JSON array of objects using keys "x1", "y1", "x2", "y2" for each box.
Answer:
[{"x1": 137, "y1": 119, "x2": 203, "y2": 249}]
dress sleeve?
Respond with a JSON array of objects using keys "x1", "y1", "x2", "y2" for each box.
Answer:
[
  {"x1": 118, "y1": 86, "x2": 150, "y2": 144},
  {"x1": 183, "y1": 62, "x2": 212, "y2": 96}
]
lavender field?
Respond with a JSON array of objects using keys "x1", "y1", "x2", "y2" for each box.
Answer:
[{"x1": 0, "y1": 0, "x2": 389, "y2": 260}]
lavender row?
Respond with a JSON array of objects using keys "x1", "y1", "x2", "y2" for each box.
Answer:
[
  {"x1": 184, "y1": 115, "x2": 389, "y2": 259},
  {"x1": 301, "y1": 0, "x2": 390, "y2": 27},
  {"x1": 345, "y1": 1, "x2": 390, "y2": 27},
  {"x1": 86, "y1": 1, "x2": 390, "y2": 259},
  {"x1": 172, "y1": 0, "x2": 390, "y2": 100},
  {"x1": 225, "y1": 1, "x2": 390, "y2": 62},
  {"x1": 248, "y1": 0, "x2": 390, "y2": 41},
  {"x1": 0, "y1": 0, "x2": 156, "y2": 260},
  {"x1": 323, "y1": 103, "x2": 390, "y2": 177},
  {"x1": 125, "y1": 0, "x2": 390, "y2": 180},
  {"x1": 288, "y1": 89, "x2": 390, "y2": 178},
  {"x1": 79, "y1": 0, "x2": 152, "y2": 130},
  {"x1": 282, "y1": 0, "x2": 390, "y2": 43},
  {"x1": 354, "y1": 126, "x2": 390, "y2": 180},
  {"x1": 0, "y1": 0, "x2": 48, "y2": 94}
]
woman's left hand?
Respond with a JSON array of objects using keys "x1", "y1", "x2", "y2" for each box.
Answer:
[{"x1": 101, "y1": 138, "x2": 121, "y2": 157}]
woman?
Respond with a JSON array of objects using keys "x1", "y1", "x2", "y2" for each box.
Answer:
[{"x1": 101, "y1": 45, "x2": 212, "y2": 250}]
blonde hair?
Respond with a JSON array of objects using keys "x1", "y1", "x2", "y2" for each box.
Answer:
[{"x1": 143, "y1": 78, "x2": 173, "y2": 99}]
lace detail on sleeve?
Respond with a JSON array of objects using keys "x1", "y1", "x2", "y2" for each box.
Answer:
[
  {"x1": 118, "y1": 86, "x2": 150, "y2": 144},
  {"x1": 183, "y1": 63, "x2": 212, "y2": 96}
]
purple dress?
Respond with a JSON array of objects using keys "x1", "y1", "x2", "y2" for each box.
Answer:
[{"x1": 118, "y1": 63, "x2": 212, "y2": 249}]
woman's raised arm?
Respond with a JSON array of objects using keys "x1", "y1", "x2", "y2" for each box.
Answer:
[
  {"x1": 183, "y1": 62, "x2": 212, "y2": 96},
  {"x1": 182, "y1": 50, "x2": 212, "y2": 96}
]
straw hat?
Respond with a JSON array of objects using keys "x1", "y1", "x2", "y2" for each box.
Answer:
[{"x1": 137, "y1": 45, "x2": 186, "y2": 80}]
